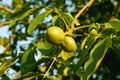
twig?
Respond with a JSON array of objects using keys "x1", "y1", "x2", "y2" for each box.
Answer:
[
  {"x1": 0, "y1": 5, "x2": 14, "y2": 14},
  {"x1": 74, "y1": 0, "x2": 94, "y2": 19},
  {"x1": 42, "y1": 57, "x2": 56, "y2": 80},
  {"x1": 11, "y1": 70, "x2": 21, "y2": 80},
  {"x1": 73, "y1": 25, "x2": 90, "y2": 31},
  {"x1": 2, "y1": 35, "x2": 15, "y2": 53},
  {"x1": 2, "y1": 43, "x2": 11, "y2": 53},
  {"x1": 0, "y1": 21, "x2": 31, "y2": 28},
  {"x1": 71, "y1": 0, "x2": 94, "y2": 29},
  {"x1": 0, "y1": 21, "x2": 11, "y2": 27}
]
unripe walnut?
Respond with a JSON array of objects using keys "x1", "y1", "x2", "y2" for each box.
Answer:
[
  {"x1": 46, "y1": 26, "x2": 65, "y2": 44},
  {"x1": 62, "y1": 36, "x2": 76, "y2": 52}
]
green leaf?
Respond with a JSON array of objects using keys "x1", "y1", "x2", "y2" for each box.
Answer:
[
  {"x1": 17, "y1": 72, "x2": 43, "y2": 80},
  {"x1": 80, "y1": 37, "x2": 88, "y2": 50},
  {"x1": 0, "y1": 53, "x2": 23, "y2": 76},
  {"x1": 63, "y1": 13, "x2": 80, "y2": 26},
  {"x1": 9, "y1": 19, "x2": 17, "y2": 28},
  {"x1": 57, "y1": 50, "x2": 75, "y2": 60},
  {"x1": 102, "y1": 28, "x2": 116, "y2": 36},
  {"x1": 81, "y1": 38, "x2": 112, "y2": 80},
  {"x1": 18, "y1": 6, "x2": 41, "y2": 20},
  {"x1": 62, "y1": 13, "x2": 72, "y2": 27},
  {"x1": 112, "y1": 37, "x2": 120, "y2": 55},
  {"x1": 54, "y1": 8, "x2": 79, "y2": 29},
  {"x1": 27, "y1": 9, "x2": 53, "y2": 35},
  {"x1": 104, "y1": 23, "x2": 113, "y2": 28},
  {"x1": 109, "y1": 19, "x2": 120, "y2": 30},
  {"x1": 9, "y1": 6, "x2": 42, "y2": 27},
  {"x1": 0, "y1": 60, "x2": 15, "y2": 76},
  {"x1": 21, "y1": 47, "x2": 36, "y2": 74},
  {"x1": 37, "y1": 40, "x2": 53, "y2": 50},
  {"x1": 89, "y1": 23, "x2": 100, "y2": 32},
  {"x1": 21, "y1": 62, "x2": 38, "y2": 75},
  {"x1": 75, "y1": 37, "x2": 95, "y2": 72},
  {"x1": 37, "y1": 41, "x2": 62, "y2": 56},
  {"x1": 21, "y1": 47, "x2": 36, "y2": 64},
  {"x1": 57, "y1": 58, "x2": 71, "y2": 66},
  {"x1": 52, "y1": 16, "x2": 65, "y2": 30},
  {"x1": 52, "y1": 15, "x2": 59, "y2": 26},
  {"x1": 0, "y1": 37, "x2": 9, "y2": 45},
  {"x1": 45, "y1": 76, "x2": 59, "y2": 80}
]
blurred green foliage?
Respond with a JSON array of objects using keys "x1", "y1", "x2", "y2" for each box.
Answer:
[{"x1": 0, "y1": 0, "x2": 120, "y2": 80}]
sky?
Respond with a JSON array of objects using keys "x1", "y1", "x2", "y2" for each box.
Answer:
[
  {"x1": 0, "y1": 0, "x2": 12, "y2": 53},
  {"x1": 0, "y1": 0, "x2": 14, "y2": 79},
  {"x1": 0, "y1": 0, "x2": 42, "y2": 71},
  {"x1": 0, "y1": 0, "x2": 12, "y2": 6},
  {"x1": 0, "y1": 0, "x2": 12, "y2": 38}
]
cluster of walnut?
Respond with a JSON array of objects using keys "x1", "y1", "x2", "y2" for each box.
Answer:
[{"x1": 46, "y1": 26, "x2": 76, "y2": 52}]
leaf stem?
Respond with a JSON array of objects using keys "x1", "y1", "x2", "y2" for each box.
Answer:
[
  {"x1": 73, "y1": 23, "x2": 106, "y2": 31},
  {"x1": 73, "y1": 25, "x2": 90, "y2": 31},
  {"x1": 42, "y1": 57, "x2": 56, "y2": 80}
]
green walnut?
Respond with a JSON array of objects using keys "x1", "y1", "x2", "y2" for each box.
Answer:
[
  {"x1": 62, "y1": 36, "x2": 76, "y2": 52},
  {"x1": 90, "y1": 29, "x2": 98, "y2": 35},
  {"x1": 46, "y1": 26, "x2": 65, "y2": 44}
]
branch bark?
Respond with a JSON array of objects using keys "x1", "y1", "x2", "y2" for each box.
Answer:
[
  {"x1": 11, "y1": 71, "x2": 21, "y2": 80},
  {"x1": 71, "y1": 0, "x2": 94, "y2": 29},
  {"x1": 2, "y1": 35, "x2": 15, "y2": 53},
  {"x1": 0, "y1": 21, "x2": 11, "y2": 27},
  {"x1": 0, "y1": 5, "x2": 14, "y2": 14},
  {"x1": 0, "y1": 5, "x2": 14, "y2": 28}
]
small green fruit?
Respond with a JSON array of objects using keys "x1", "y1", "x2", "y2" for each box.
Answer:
[
  {"x1": 62, "y1": 36, "x2": 76, "y2": 51},
  {"x1": 90, "y1": 29, "x2": 97, "y2": 35},
  {"x1": 47, "y1": 26, "x2": 65, "y2": 44}
]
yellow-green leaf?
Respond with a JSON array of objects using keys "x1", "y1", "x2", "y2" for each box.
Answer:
[
  {"x1": 0, "y1": 54, "x2": 23, "y2": 76},
  {"x1": 27, "y1": 9, "x2": 53, "y2": 35},
  {"x1": 81, "y1": 38, "x2": 112, "y2": 80},
  {"x1": 9, "y1": 6, "x2": 42, "y2": 27},
  {"x1": 109, "y1": 19, "x2": 120, "y2": 30},
  {"x1": 57, "y1": 50, "x2": 75, "y2": 60}
]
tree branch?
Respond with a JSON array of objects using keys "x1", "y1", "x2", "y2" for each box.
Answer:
[
  {"x1": 11, "y1": 70, "x2": 21, "y2": 80},
  {"x1": 0, "y1": 21, "x2": 11, "y2": 27},
  {"x1": 75, "y1": 0, "x2": 94, "y2": 19},
  {"x1": 0, "y1": 5, "x2": 14, "y2": 14},
  {"x1": 2, "y1": 35, "x2": 15, "y2": 53},
  {"x1": 71, "y1": 0, "x2": 94, "y2": 29}
]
